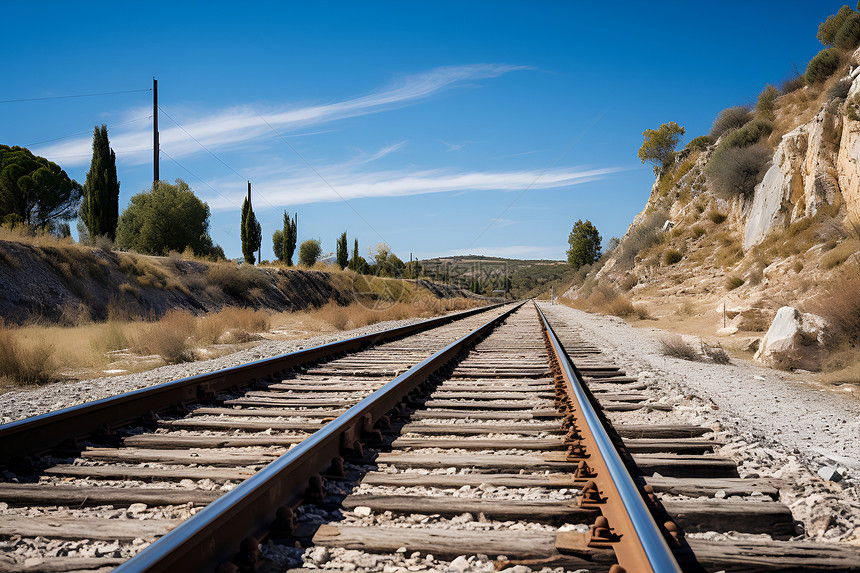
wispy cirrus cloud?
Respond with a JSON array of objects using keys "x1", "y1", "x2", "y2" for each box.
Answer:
[
  {"x1": 204, "y1": 163, "x2": 624, "y2": 210},
  {"x1": 34, "y1": 64, "x2": 527, "y2": 166}
]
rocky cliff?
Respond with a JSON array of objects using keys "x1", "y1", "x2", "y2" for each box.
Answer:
[{"x1": 565, "y1": 48, "x2": 860, "y2": 368}]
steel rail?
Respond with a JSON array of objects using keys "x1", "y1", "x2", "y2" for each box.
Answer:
[
  {"x1": 534, "y1": 302, "x2": 682, "y2": 573},
  {"x1": 0, "y1": 302, "x2": 507, "y2": 458},
  {"x1": 112, "y1": 300, "x2": 525, "y2": 573}
]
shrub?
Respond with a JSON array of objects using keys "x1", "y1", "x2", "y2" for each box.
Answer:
[
  {"x1": 198, "y1": 307, "x2": 271, "y2": 345},
  {"x1": 207, "y1": 263, "x2": 270, "y2": 299},
  {"x1": 298, "y1": 239, "x2": 322, "y2": 267},
  {"x1": 663, "y1": 248, "x2": 683, "y2": 265},
  {"x1": 692, "y1": 225, "x2": 706, "y2": 238},
  {"x1": 709, "y1": 106, "x2": 752, "y2": 139},
  {"x1": 722, "y1": 119, "x2": 773, "y2": 149},
  {"x1": 814, "y1": 262, "x2": 860, "y2": 349},
  {"x1": 708, "y1": 211, "x2": 727, "y2": 224},
  {"x1": 780, "y1": 72, "x2": 806, "y2": 94},
  {"x1": 756, "y1": 84, "x2": 780, "y2": 118},
  {"x1": 805, "y1": 48, "x2": 842, "y2": 84},
  {"x1": 685, "y1": 135, "x2": 713, "y2": 152},
  {"x1": 706, "y1": 143, "x2": 771, "y2": 199},
  {"x1": 615, "y1": 211, "x2": 668, "y2": 268},
  {"x1": 131, "y1": 310, "x2": 196, "y2": 364},
  {"x1": 0, "y1": 320, "x2": 56, "y2": 385},
  {"x1": 835, "y1": 12, "x2": 860, "y2": 50},
  {"x1": 702, "y1": 342, "x2": 731, "y2": 364},
  {"x1": 820, "y1": 239, "x2": 857, "y2": 269},
  {"x1": 660, "y1": 335, "x2": 699, "y2": 361},
  {"x1": 618, "y1": 274, "x2": 638, "y2": 292},
  {"x1": 827, "y1": 78, "x2": 853, "y2": 101},
  {"x1": 726, "y1": 276, "x2": 745, "y2": 290}
]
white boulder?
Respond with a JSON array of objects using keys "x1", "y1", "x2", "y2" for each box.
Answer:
[{"x1": 754, "y1": 306, "x2": 827, "y2": 370}]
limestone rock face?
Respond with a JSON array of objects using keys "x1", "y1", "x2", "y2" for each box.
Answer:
[
  {"x1": 754, "y1": 306, "x2": 827, "y2": 370},
  {"x1": 837, "y1": 70, "x2": 860, "y2": 224},
  {"x1": 744, "y1": 105, "x2": 843, "y2": 250}
]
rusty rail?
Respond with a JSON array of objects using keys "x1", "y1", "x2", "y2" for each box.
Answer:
[
  {"x1": 0, "y1": 302, "x2": 507, "y2": 459},
  {"x1": 534, "y1": 302, "x2": 682, "y2": 573},
  {"x1": 112, "y1": 301, "x2": 525, "y2": 572}
]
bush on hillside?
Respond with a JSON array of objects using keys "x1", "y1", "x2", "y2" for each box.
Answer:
[
  {"x1": 780, "y1": 72, "x2": 806, "y2": 94},
  {"x1": 805, "y1": 48, "x2": 841, "y2": 84},
  {"x1": 827, "y1": 78, "x2": 853, "y2": 101},
  {"x1": 818, "y1": 5, "x2": 855, "y2": 46},
  {"x1": 835, "y1": 12, "x2": 860, "y2": 50},
  {"x1": 706, "y1": 143, "x2": 771, "y2": 199},
  {"x1": 684, "y1": 135, "x2": 713, "y2": 152},
  {"x1": 709, "y1": 106, "x2": 752, "y2": 139},
  {"x1": 663, "y1": 248, "x2": 683, "y2": 265},
  {"x1": 298, "y1": 239, "x2": 322, "y2": 267},
  {"x1": 756, "y1": 84, "x2": 780, "y2": 118},
  {"x1": 722, "y1": 119, "x2": 773, "y2": 149},
  {"x1": 615, "y1": 210, "x2": 668, "y2": 268}
]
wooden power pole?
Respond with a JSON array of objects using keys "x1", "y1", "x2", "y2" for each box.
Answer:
[{"x1": 153, "y1": 77, "x2": 159, "y2": 186}]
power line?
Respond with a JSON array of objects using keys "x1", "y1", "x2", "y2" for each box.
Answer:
[
  {"x1": 0, "y1": 88, "x2": 151, "y2": 104},
  {"x1": 256, "y1": 112, "x2": 390, "y2": 246},
  {"x1": 160, "y1": 148, "x2": 242, "y2": 214},
  {"x1": 25, "y1": 116, "x2": 152, "y2": 147},
  {"x1": 156, "y1": 105, "x2": 279, "y2": 211}
]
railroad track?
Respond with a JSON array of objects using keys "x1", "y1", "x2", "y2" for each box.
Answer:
[{"x1": 1, "y1": 301, "x2": 859, "y2": 572}]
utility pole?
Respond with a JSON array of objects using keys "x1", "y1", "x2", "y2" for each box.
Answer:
[{"x1": 153, "y1": 77, "x2": 159, "y2": 187}]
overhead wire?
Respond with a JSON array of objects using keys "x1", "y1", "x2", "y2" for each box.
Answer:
[
  {"x1": 0, "y1": 88, "x2": 151, "y2": 104},
  {"x1": 25, "y1": 116, "x2": 152, "y2": 147},
  {"x1": 156, "y1": 105, "x2": 280, "y2": 211},
  {"x1": 255, "y1": 111, "x2": 390, "y2": 246}
]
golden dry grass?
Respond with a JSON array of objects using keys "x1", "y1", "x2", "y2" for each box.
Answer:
[{"x1": 0, "y1": 320, "x2": 57, "y2": 386}]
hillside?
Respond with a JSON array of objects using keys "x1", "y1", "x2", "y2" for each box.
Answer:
[
  {"x1": 565, "y1": 41, "x2": 860, "y2": 377},
  {"x1": 418, "y1": 255, "x2": 572, "y2": 298},
  {"x1": 0, "y1": 235, "x2": 482, "y2": 326}
]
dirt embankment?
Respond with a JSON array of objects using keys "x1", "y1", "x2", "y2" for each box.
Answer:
[{"x1": 0, "y1": 239, "x2": 482, "y2": 325}]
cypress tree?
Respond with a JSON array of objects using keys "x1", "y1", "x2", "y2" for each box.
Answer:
[
  {"x1": 349, "y1": 237, "x2": 359, "y2": 271},
  {"x1": 240, "y1": 196, "x2": 261, "y2": 264},
  {"x1": 81, "y1": 125, "x2": 119, "y2": 240},
  {"x1": 336, "y1": 231, "x2": 348, "y2": 269},
  {"x1": 283, "y1": 211, "x2": 297, "y2": 266}
]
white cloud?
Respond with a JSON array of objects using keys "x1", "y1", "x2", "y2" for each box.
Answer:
[
  {"x1": 33, "y1": 64, "x2": 526, "y2": 166},
  {"x1": 204, "y1": 164, "x2": 624, "y2": 210}
]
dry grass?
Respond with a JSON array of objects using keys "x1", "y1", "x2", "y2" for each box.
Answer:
[
  {"x1": 701, "y1": 341, "x2": 731, "y2": 364},
  {"x1": 560, "y1": 284, "x2": 641, "y2": 319},
  {"x1": 130, "y1": 310, "x2": 197, "y2": 364},
  {"x1": 659, "y1": 335, "x2": 700, "y2": 361},
  {"x1": 820, "y1": 238, "x2": 858, "y2": 270},
  {"x1": 0, "y1": 320, "x2": 57, "y2": 386},
  {"x1": 197, "y1": 307, "x2": 271, "y2": 344}
]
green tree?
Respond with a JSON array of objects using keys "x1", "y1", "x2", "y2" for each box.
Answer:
[
  {"x1": 567, "y1": 219, "x2": 602, "y2": 270},
  {"x1": 115, "y1": 179, "x2": 221, "y2": 257},
  {"x1": 283, "y1": 211, "x2": 297, "y2": 266},
  {"x1": 818, "y1": 5, "x2": 855, "y2": 45},
  {"x1": 298, "y1": 238, "x2": 322, "y2": 266},
  {"x1": 348, "y1": 237, "x2": 364, "y2": 272},
  {"x1": 272, "y1": 229, "x2": 284, "y2": 262},
  {"x1": 638, "y1": 122, "x2": 685, "y2": 175},
  {"x1": 80, "y1": 125, "x2": 119, "y2": 241},
  {"x1": 336, "y1": 231, "x2": 348, "y2": 269},
  {"x1": 240, "y1": 196, "x2": 262, "y2": 265},
  {"x1": 0, "y1": 145, "x2": 82, "y2": 229}
]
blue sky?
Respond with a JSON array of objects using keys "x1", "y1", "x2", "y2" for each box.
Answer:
[{"x1": 0, "y1": 1, "x2": 844, "y2": 261}]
